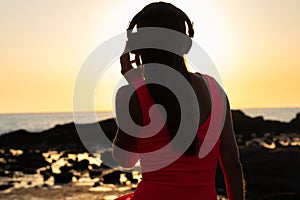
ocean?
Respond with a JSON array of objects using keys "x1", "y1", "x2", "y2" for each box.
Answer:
[
  {"x1": 0, "y1": 111, "x2": 114, "y2": 135},
  {"x1": 242, "y1": 107, "x2": 300, "y2": 123},
  {"x1": 0, "y1": 108, "x2": 300, "y2": 135}
]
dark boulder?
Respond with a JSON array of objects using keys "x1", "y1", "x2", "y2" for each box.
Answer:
[
  {"x1": 0, "y1": 183, "x2": 14, "y2": 191},
  {"x1": 72, "y1": 159, "x2": 89, "y2": 171},
  {"x1": 102, "y1": 171, "x2": 122, "y2": 184},
  {"x1": 3, "y1": 150, "x2": 49, "y2": 174},
  {"x1": 231, "y1": 110, "x2": 291, "y2": 136},
  {"x1": 0, "y1": 118, "x2": 118, "y2": 151},
  {"x1": 40, "y1": 167, "x2": 52, "y2": 182},
  {"x1": 53, "y1": 172, "x2": 73, "y2": 184}
]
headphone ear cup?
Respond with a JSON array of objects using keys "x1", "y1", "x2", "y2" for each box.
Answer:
[
  {"x1": 128, "y1": 32, "x2": 141, "y2": 55},
  {"x1": 182, "y1": 37, "x2": 192, "y2": 54}
]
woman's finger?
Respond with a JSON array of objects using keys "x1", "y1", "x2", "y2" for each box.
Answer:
[{"x1": 120, "y1": 52, "x2": 132, "y2": 75}]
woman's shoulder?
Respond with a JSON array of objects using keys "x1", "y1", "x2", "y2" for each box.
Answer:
[
  {"x1": 188, "y1": 72, "x2": 208, "y2": 88},
  {"x1": 189, "y1": 72, "x2": 222, "y2": 90},
  {"x1": 189, "y1": 72, "x2": 213, "y2": 80}
]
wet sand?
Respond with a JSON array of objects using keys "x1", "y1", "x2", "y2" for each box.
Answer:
[{"x1": 0, "y1": 184, "x2": 131, "y2": 200}]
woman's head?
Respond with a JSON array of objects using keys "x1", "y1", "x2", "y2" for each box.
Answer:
[
  {"x1": 127, "y1": 2, "x2": 194, "y2": 66},
  {"x1": 135, "y1": 2, "x2": 190, "y2": 35},
  {"x1": 128, "y1": 2, "x2": 194, "y2": 36}
]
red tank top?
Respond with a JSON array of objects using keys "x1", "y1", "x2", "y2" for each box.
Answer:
[{"x1": 116, "y1": 74, "x2": 223, "y2": 200}]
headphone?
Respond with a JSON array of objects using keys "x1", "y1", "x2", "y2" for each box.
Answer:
[{"x1": 127, "y1": 3, "x2": 194, "y2": 57}]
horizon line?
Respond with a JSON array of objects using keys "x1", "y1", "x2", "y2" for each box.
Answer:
[{"x1": 1, "y1": 106, "x2": 300, "y2": 115}]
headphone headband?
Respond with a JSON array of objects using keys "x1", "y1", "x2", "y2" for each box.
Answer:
[{"x1": 128, "y1": 3, "x2": 194, "y2": 38}]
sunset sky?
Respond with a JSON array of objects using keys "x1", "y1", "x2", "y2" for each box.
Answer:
[{"x1": 1, "y1": 0, "x2": 300, "y2": 114}]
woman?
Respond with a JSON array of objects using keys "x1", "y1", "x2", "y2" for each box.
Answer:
[{"x1": 113, "y1": 2, "x2": 245, "y2": 200}]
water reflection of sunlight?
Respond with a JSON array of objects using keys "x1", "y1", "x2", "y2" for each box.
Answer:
[
  {"x1": 51, "y1": 158, "x2": 66, "y2": 174},
  {"x1": 246, "y1": 138, "x2": 276, "y2": 149},
  {"x1": 42, "y1": 151, "x2": 63, "y2": 163},
  {"x1": 103, "y1": 195, "x2": 119, "y2": 200},
  {"x1": 77, "y1": 152, "x2": 90, "y2": 161},
  {"x1": 132, "y1": 171, "x2": 142, "y2": 182},
  {"x1": 290, "y1": 137, "x2": 300, "y2": 146},
  {"x1": 119, "y1": 173, "x2": 127, "y2": 185},
  {"x1": 245, "y1": 134, "x2": 300, "y2": 149},
  {"x1": 90, "y1": 185, "x2": 113, "y2": 192},
  {"x1": 12, "y1": 174, "x2": 44, "y2": 189},
  {"x1": 278, "y1": 138, "x2": 290, "y2": 146},
  {"x1": 9, "y1": 149, "x2": 23, "y2": 156},
  {"x1": 262, "y1": 142, "x2": 276, "y2": 149},
  {"x1": 0, "y1": 157, "x2": 6, "y2": 164}
]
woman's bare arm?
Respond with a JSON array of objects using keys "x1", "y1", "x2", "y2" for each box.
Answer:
[
  {"x1": 219, "y1": 98, "x2": 246, "y2": 200},
  {"x1": 113, "y1": 128, "x2": 139, "y2": 168},
  {"x1": 112, "y1": 86, "x2": 141, "y2": 168}
]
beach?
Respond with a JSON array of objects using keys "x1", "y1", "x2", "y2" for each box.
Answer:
[
  {"x1": 0, "y1": 184, "x2": 128, "y2": 200},
  {"x1": 0, "y1": 110, "x2": 300, "y2": 200}
]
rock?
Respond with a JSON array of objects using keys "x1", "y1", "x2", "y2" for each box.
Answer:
[
  {"x1": 3, "y1": 150, "x2": 49, "y2": 174},
  {"x1": 93, "y1": 182, "x2": 100, "y2": 187},
  {"x1": 290, "y1": 113, "x2": 300, "y2": 132},
  {"x1": 53, "y1": 172, "x2": 73, "y2": 184},
  {"x1": 90, "y1": 164, "x2": 101, "y2": 169},
  {"x1": 102, "y1": 171, "x2": 122, "y2": 184},
  {"x1": 100, "y1": 118, "x2": 118, "y2": 142},
  {"x1": 125, "y1": 172, "x2": 138, "y2": 184},
  {"x1": 240, "y1": 147, "x2": 300, "y2": 199},
  {"x1": 263, "y1": 192, "x2": 300, "y2": 200},
  {"x1": 68, "y1": 158, "x2": 75, "y2": 164},
  {"x1": 59, "y1": 165, "x2": 72, "y2": 173},
  {"x1": 231, "y1": 110, "x2": 295, "y2": 139},
  {"x1": 100, "y1": 163, "x2": 111, "y2": 169},
  {"x1": 0, "y1": 168, "x2": 8, "y2": 177},
  {"x1": 0, "y1": 183, "x2": 14, "y2": 191},
  {"x1": 73, "y1": 159, "x2": 89, "y2": 171},
  {"x1": 40, "y1": 168, "x2": 52, "y2": 182},
  {"x1": 61, "y1": 151, "x2": 69, "y2": 158},
  {"x1": 89, "y1": 169, "x2": 102, "y2": 178},
  {"x1": 0, "y1": 118, "x2": 118, "y2": 151},
  {"x1": 74, "y1": 175, "x2": 80, "y2": 180},
  {"x1": 42, "y1": 183, "x2": 49, "y2": 188}
]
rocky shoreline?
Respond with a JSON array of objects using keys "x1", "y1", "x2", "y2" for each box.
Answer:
[{"x1": 0, "y1": 110, "x2": 299, "y2": 200}]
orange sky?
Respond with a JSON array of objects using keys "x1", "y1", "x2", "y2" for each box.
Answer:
[{"x1": 1, "y1": 0, "x2": 300, "y2": 114}]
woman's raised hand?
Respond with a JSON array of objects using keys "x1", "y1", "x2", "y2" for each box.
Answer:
[{"x1": 120, "y1": 42, "x2": 143, "y2": 83}]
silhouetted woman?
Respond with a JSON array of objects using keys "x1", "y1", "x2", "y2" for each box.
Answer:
[{"x1": 113, "y1": 2, "x2": 245, "y2": 200}]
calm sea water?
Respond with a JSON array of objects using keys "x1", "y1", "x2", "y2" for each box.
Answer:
[
  {"x1": 242, "y1": 107, "x2": 300, "y2": 122},
  {"x1": 0, "y1": 112, "x2": 114, "y2": 135},
  {"x1": 0, "y1": 108, "x2": 300, "y2": 135}
]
